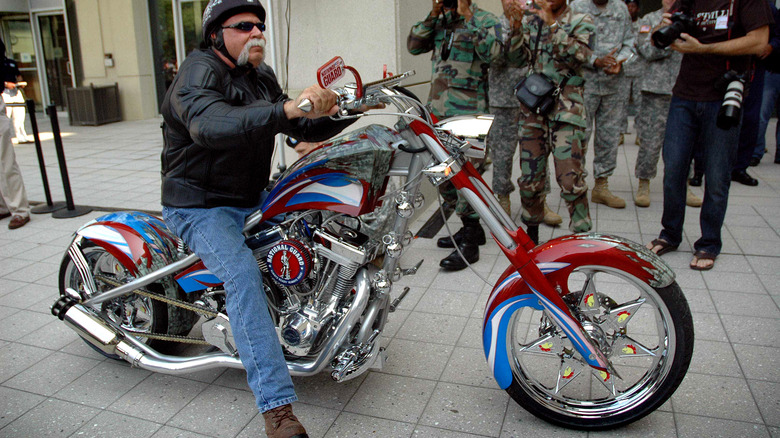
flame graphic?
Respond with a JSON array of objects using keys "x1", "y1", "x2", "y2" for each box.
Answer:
[
  {"x1": 622, "y1": 344, "x2": 637, "y2": 355},
  {"x1": 585, "y1": 294, "x2": 595, "y2": 307},
  {"x1": 617, "y1": 311, "x2": 631, "y2": 323},
  {"x1": 539, "y1": 342, "x2": 553, "y2": 352},
  {"x1": 600, "y1": 371, "x2": 610, "y2": 381},
  {"x1": 562, "y1": 367, "x2": 574, "y2": 379}
]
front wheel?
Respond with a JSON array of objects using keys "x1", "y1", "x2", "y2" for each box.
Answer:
[{"x1": 505, "y1": 266, "x2": 694, "y2": 430}]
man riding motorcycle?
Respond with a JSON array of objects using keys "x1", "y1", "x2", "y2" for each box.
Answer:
[{"x1": 160, "y1": 1, "x2": 357, "y2": 436}]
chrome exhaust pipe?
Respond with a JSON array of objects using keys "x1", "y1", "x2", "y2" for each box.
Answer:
[
  {"x1": 56, "y1": 301, "x2": 244, "y2": 373},
  {"x1": 54, "y1": 267, "x2": 372, "y2": 376}
]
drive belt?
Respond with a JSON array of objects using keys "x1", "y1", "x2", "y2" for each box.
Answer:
[{"x1": 94, "y1": 274, "x2": 218, "y2": 344}]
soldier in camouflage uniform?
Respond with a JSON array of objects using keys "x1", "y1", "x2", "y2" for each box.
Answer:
[
  {"x1": 632, "y1": 0, "x2": 693, "y2": 207},
  {"x1": 407, "y1": 0, "x2": 501, "y2": 271},
  {"x1": 488, "y1": 7, "x2": 562, "y2": 226},
  {"x1": 514, "y1": 0, "x2": 595, "y2": 243},
  {"x1": 620, "y1": 0, "x2": 642, "y2": 144},
  {"x1": 571, "y1": 0, "x2": 635, "y2": 209}
]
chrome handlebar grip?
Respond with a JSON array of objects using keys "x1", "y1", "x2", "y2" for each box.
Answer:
[{"x1": 297, "y1": 99, "x2": 313, "y2": 113}]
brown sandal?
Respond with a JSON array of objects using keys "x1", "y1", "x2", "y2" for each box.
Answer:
[
  {"x1": 690, "y1": 251, "x2": 716, "y2": 271},
  {"x1": 647, "y1": 238, "x2": 679, "y2": 256}
]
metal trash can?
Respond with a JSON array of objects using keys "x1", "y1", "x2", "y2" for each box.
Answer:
[{"x1": 65, "y1": 83, "x2": 121, "y2": 126}]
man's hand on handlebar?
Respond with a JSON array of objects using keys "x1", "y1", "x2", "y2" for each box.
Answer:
[{"x1": 285, "y1": 85, "x2": 340, "y2": 120}]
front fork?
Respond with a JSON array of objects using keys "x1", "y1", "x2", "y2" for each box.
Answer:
[{"x1": 446, "y1": 161, "x2": 612, "y2": 373}]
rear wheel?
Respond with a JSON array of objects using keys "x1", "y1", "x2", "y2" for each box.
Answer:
[
  {"x1": 505, "y1": 266, "x2": 694, "y2": 430},
  {"x1": 58, "y1": 243, "x2": 186, "y2": 357}
]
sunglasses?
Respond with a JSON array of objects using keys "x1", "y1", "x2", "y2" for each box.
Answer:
[{"x1": 222, "y1": 22, "x2": 266, "y2": 32}]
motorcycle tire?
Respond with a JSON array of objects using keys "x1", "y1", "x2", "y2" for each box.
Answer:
[
  {"x1": 504, "y1": 266, "x2": 693, "y2": 430},
  {"x1": 58, "y1": 243, "x2": 193, "y2": 358}
]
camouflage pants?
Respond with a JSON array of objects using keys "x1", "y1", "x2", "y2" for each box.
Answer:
[
  {"x1": 439, "y1": 167, "x2": 481, "y2": 220},
  {"x1": 584, "y1": 91, "x2": 625, "y2": 179},
  {"x1": 517, "y1": 115, "x2": 592, "y2": 232},
  {"x1": 622, "y1": 77, "x2": 641, "y2": 133},
  {"x1": 488, "y1": 107, "x2": 522, "y2": 196},
  {"x1": 635, "y1": 92, "x2": 671, "y2": 180},
  {"x1": 488, "y1": 107, "x2": 552, "y2": 197}
]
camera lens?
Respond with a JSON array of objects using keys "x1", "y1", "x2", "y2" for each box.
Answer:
[
  {"x1": 716, "y1": 80, "x2": 744, "y2": 130},
  {"x1": 652, "y1": 22, "x2": 684, "y2": 49}
]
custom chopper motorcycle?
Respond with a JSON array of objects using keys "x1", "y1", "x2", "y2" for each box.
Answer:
[{"x1": 51, "y1": 58, "x2": 693, "y2": 430}]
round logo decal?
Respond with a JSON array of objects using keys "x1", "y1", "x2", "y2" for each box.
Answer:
[{"x1": 266, "y1": 240, "x2": 312, "y2": 286}]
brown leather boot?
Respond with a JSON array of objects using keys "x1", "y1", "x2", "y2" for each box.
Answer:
[
  {"x1": 262, "y1": 404, "x2": 308, "y2": 438},
  {"x1": 591, "y1": 177, "x2": 626, "y2": 209}
]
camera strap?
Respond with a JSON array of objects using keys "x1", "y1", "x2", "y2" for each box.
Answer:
[
  {"x1": 528, "y1": 18, "x2": 572, "y2": 94},
  {"x1": 725, "y1": 0, "x2": 737, "y2": 71}
]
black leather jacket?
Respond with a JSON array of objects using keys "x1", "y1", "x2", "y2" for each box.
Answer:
[{"x1": 161, "y1": 49, "x2": 352, "y2": 208}]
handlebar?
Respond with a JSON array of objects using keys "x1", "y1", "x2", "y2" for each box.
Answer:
[{"x1": 296, "y1": 70, "x2": 418, "y2": 117}]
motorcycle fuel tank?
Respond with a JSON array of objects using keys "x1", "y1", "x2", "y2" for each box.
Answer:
[{"x1": 261, "y1": 124, "x2": 397, "y2": 219}]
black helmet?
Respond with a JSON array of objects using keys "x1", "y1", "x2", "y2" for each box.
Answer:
[{"x1": 202, "y1": 0, "x2": 266, "y2": 45}]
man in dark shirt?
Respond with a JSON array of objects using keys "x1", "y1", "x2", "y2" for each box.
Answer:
[
  {"x1": 647, "y1": 0, "x2": 772, "y2": 270},
  {"x1": 160, "y1": 1, "x2": 356, "y2": 436}
]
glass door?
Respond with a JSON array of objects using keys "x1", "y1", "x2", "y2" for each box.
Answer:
[
  {"x1": 37, "y1": 14, "x2": 73, "y2": 109},
  {"x1": 1, "y1": 17, "x2": 43, "y2": 110}
]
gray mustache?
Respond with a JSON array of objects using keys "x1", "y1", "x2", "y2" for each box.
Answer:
[{"x1": 237, "y1": 38, "x2": 266, "y2": 66}]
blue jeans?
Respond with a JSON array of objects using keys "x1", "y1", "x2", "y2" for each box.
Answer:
[
  {"x1": 162, "y1": 201, "x2": 296, "y2": 413},
  {"x1": 756, "y1": 71, "x2": 780, "y2": 160},
  {"x1": 660, "y1": 97, "x2": 739, "y2": 256}
]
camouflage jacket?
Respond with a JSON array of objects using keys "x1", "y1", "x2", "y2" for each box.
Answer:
[
  {"x1": 570, "y1": 0, "x2": 635, "y2": 95},
  {"x1": 623, "y1": 20, "x2": 644, "y2": 78},
  {"x1": 635, "y1": 9, "x2": 682, "y2": 95},
  {"x1": 520, "y1": 9, "x2": 594, "y2": 128},
  {"x1": 489, "y1": 15, "x2": 526, "y2": 108},
  {"x1": 407, "y1": 3, "x2": 501, "y2": 118}
]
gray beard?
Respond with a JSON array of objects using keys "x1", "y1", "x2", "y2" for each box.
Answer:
[{"x1": 236, "y1": 39, "x2": 265, "y2": 66}]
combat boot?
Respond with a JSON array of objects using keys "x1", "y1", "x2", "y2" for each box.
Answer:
[
  {"x1": 591, "y1": 177, "x2": 626, "y2": 209},
  {"x1": 440, "y1": 219, "x2": 482, "y2": 271},
  {"x1": 437, "y1": 221, "x2": 486, "y2": 248},
  {"x1": 634, "y1": 179, "x2": 651, "y2": 208},
  {"x1": 263, "y1": 404, "x2": 308, "y2": 438},
  {"x1": 686, "y1": 188, "x2": 702, "y2": 208},
  {"x1": 497, "y1": 194, "x2": 511, "y2": 216},
  {"x1": 542, "y1": 197, "x2": 562, "y2": 226}
]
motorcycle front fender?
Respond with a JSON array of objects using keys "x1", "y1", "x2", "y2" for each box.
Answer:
[{"x1": 483, "y1": 233, "x2": 675, "y2": 389}]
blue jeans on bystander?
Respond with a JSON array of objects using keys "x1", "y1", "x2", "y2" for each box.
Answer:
[
  {"x1": 659, "y1": 96, "x2": 740, "y2": 256},
  {"x1": 162, "y1": 200, "x2": 297, "y2": 414}
]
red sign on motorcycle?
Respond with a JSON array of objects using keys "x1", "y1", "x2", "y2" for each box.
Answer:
[{"x1": 317, "y1": 56, "x2": 346, "y2": 89}]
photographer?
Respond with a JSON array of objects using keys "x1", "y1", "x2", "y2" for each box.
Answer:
[{"x1": 646, "y1": 0, "x2": 772, "y2": 271}]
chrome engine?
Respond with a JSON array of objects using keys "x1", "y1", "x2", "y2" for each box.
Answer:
[{"x1": 247, "y1": 212, "x2": 382, "y2": 358}]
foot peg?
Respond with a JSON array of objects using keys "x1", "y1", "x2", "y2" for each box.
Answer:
[
  {"x1": 390, "y1": 287, "x2": 410, "y2": 312},
  {"x1": 400, "y1": 259, "x2": 423, "y2": 276}
]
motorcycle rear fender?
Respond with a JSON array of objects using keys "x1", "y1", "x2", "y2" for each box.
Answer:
[
  {"x1": 70, "y1": 211, "x2": 185, "y2": 277},
  {"x1": 483, "y1": 233, "x2": 675, "y2": 389}
]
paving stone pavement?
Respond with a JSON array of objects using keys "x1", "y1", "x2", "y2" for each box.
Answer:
[{"x1": 0, "y1": 114, "x2": 778, "y2": 437}]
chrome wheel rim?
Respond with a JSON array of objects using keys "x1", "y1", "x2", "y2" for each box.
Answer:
[
  {"x1": 509, "y1": 266, "x2": 676, "y2": 419},
  {"x1": 63, "y1": 248, "x2": 155, "y2": 336}
]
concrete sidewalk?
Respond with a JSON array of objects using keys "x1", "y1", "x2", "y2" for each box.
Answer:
[{"x1": 0, "y1": 114, "x2": 778, "y2": 437}]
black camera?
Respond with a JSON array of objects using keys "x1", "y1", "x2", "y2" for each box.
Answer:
[
  {"x1": 442, "y1": 0, "x2": 458, "y2": 8},
  {"x1": 716, "y1": 70, "x2": 746, "y2": 130},
  {"x1": 651, "y1": 12, "x2": 697, "y2": 49}
]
